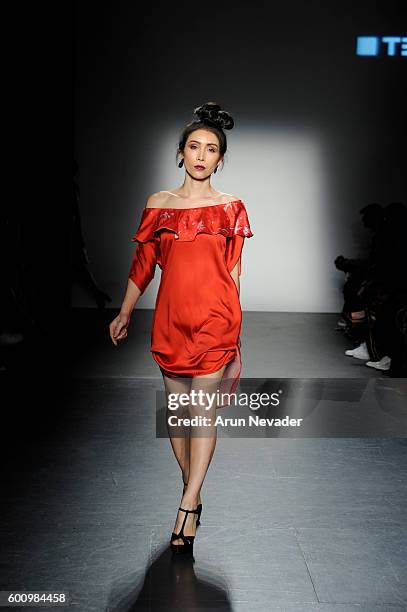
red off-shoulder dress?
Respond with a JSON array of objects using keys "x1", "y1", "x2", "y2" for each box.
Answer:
[{"x1": 128, "y1": 196, "x2": 254, "y2": 406}]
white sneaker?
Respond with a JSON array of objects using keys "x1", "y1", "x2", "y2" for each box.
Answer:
[
  {"x1": 365, "y1": 356, "x2": 391, "y2": 371},
  {"x1": 345, "y1": 342, "x2": 369, "y2": 360}
]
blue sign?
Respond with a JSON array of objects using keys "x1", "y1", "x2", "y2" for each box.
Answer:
[{"x1": 356, "y1": 36, "x2": 407, "y2": 56}]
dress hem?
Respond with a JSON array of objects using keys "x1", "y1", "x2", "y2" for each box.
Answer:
[
  {"x1": 153, "y1": 346, "x2": 242, "y2": 409},
  {"x1": 154, "y1": 350, "x2": 237, "y2": 379}
]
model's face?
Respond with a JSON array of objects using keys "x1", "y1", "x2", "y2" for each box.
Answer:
[{"x1": 182, "y1": 129, "x2": 222, "y2": 178}]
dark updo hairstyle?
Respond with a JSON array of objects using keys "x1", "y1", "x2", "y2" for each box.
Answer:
[{"x1": 176, "y1": 101, "x2": 234, "y2": 171}]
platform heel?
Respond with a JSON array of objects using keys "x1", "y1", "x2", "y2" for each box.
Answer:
[{"x1": 170, "y1": 506, "x2": 200, "y2": 553}]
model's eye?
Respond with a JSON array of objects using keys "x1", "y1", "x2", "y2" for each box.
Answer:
[
  {"x1": 209, "y1": 149, "x2": 216, "y2": 153},
  {"x1": 190, "y1": 145, "x2": 197, "y2": 149}
]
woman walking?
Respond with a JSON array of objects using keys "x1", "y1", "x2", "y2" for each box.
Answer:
[{"x1": 109, "y1": 101, "x2": 254, "y2": 553}]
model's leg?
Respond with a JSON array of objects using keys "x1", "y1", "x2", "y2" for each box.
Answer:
[
  {"x1": 172, "y1": 364, "x2": 227, "y2": 545},
  {"x1": 162, "y1": 374, "x2": 192, "y2": 484},
  {"x1": 162, "y1": 374, "x2": 203, "y2": 514}
]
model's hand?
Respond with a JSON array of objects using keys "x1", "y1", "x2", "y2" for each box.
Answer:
[{"x1": 109, "y1": 311, "x2": 130, "y2": 346}]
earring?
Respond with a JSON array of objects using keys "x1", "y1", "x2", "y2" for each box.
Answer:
[
  {"x1": 213, "y1": 166, "x2": 218, "y2": 174},
  {"x1": 178, "y1": 158, "x2": 184, "y2": 168}
]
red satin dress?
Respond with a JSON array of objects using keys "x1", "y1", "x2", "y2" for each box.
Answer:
[{"x1": 128, "y1": 197, "x2": 254, "y2": 406}]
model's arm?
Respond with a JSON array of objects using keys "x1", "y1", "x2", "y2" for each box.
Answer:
[
  {"x1": 120, "y1": 278, "x2": 142, "y2": 316},
  {"x1": 230, "y1": 258, "x2": 240, "y2": 297},
  {"x1": 109, "y1": 195, "x2": 160, "y2": 346},
  {"x1": 110, "y1": 238, "x2": 158, "y2": 345},
  {"x1": 109, "y1": 279, "x2": 141, "y2": 347}
]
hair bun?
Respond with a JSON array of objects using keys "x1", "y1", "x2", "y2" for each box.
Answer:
[{"x1": 193, "y1": 101, "x2": 234, "y2": 131}]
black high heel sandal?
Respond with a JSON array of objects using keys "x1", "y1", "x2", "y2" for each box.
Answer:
[
  {"x1": 183, "y1": 481, "x2": 202, "y2": 526},
  {"x1": 170, "y1": 506, "x2": 200, "y2": 553}
]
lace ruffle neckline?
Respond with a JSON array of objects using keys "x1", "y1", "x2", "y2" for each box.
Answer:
[{"x1": 132, "y1": 199, "x2": 253, "y2": 243}]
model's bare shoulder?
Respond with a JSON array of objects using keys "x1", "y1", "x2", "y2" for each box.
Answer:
[
  {"x1": 144, "y1": 191, "x2": 170, "y2": 209},
  {"x1": 220, "y1": 192, "x2": 241, "y2": 203}
]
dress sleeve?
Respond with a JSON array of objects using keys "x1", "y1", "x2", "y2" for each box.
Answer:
[
  {"x1": 128, "y1": 208, "x2": 160, "y2": 295},
  {"x1": 225, "y1": 234, "x2": 245, "y2": 276},
  {"x1": 128, "y1": 241, "x2": 159, "y2": 294},
  {"x1": 224, "y1": 202, "x2": 253, "y2": 276}
]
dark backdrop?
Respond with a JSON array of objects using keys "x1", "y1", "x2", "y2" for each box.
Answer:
[{"x1": 73, "y1": 0, "x2": 406, "y2": 311}]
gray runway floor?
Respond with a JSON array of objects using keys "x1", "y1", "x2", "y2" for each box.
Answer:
[{"x1": 1, "y1": 309, "x2": 406, "y2": 611}]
